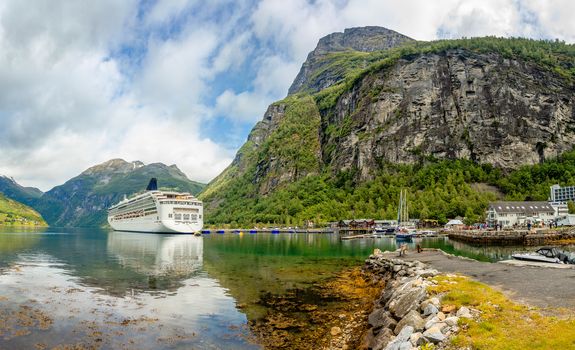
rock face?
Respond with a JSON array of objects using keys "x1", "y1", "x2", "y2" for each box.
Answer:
[
  {"x1": 288, "y1": 26, "x2": 414, "y2": 95},
  {"x1": 322, "y1": 49, "x2": 575, "y2": 179},
  {"x1": 32, "y1": 159, "x2": 205, "y2": 227}
]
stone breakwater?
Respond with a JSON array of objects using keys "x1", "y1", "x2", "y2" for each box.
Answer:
[
  {"x1": 448, "y1": 230, "x2": 575, "y2": 245},
  {"x1": 362, "y1": 250, "x2": 474, "y2": 350}
]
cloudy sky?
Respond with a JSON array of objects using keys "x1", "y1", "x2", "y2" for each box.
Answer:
[{"x1": 0, "y1": 0, "x2": 573, "y2": 191}]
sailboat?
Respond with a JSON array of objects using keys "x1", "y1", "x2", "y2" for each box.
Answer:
[{"x1": 395, "y1": 189, "x2": 416, "y2": 240}]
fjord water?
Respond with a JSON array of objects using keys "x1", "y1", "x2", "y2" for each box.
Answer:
[{"x1": 0, "y1": 228, "x2": 561, "y2": 349}]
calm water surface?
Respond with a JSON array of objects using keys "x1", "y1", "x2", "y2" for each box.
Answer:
[{"x1": 0, "y1": 227, "x2": 572, "y2": 349}]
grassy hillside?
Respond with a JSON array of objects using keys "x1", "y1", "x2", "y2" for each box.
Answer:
[{"x1": 0, "y1": 193, "x2": 47, "y2": 226}]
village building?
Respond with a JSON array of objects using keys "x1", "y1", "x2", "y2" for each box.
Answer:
[
  {"x1": 444, "y1": 219, "x2": 464, "y2": 230},
  {"x1": 337, "y1": 219, "x2": 375, "y2": 229},
  {"x1": 486, "y1": 201, "x2": 555, "y2": 228},
  {"x1": 548, "y1": 184, "x2": 570, "y2": 217}
]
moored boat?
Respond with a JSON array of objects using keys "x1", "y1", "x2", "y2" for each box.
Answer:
[{"x1": 512, "y1": 247, "x2": 574, "y2": 264}]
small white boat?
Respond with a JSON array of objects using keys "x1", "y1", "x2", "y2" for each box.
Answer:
[{"x1": 512, "y1": 247, "x2": 574, "y2": 264}]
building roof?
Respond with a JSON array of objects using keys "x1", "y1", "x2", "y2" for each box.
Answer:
[
  {"x1": 445, "y1": 219, "x2": 464, "y2": 226},
  {"x1": 488, "y1": 201, "x2": 554, "y2": 214}
]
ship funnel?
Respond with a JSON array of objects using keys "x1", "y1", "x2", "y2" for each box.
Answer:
[{"x1": 146, "y1": 178, "x2": 158, "y2": 191}]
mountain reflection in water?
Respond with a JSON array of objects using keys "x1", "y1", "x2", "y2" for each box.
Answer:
[{"x1": 0, "y1": 228, "x2": 258, "y2": 350}]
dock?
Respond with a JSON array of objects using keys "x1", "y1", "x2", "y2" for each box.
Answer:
[
  {"x1": 201, "y1": 228, "x2": 336, "y2": 234},
  {"x1": 448, "y1": 229, "x2": 575, "y2": 245}
]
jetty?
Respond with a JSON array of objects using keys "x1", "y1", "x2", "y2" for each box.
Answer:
[{"x1": 448, "y1": 229, "x2": 575, "y2": 246}]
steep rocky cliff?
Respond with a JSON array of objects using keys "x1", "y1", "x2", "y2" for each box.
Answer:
[
  {"x1": 320, "y1": 48, "x2": 575, "y2": 181},
  {"x1": 202, "y1": 28, "x2": 575, "y2": 225}
]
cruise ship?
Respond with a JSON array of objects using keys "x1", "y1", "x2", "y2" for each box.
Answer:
[{"x1": 107, "y1": 178, "x2": 203, "y2": 233}]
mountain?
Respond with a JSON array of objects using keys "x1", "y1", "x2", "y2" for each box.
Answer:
[
  {"x1": 200, "y1": 27, "x2": 575, "y2": 225},
  {"x1": 288, "y1": 26, "x2": 414, "y2": 95},
  {"x1": 0, "y1": 175, "x2": 43, "y2": 206},
  {"x1": 33, "y1": 159, "x2": 205, "y2": 227},
  {"x1": 0, "y1": 192, "x2": 46, "y2": 226}
]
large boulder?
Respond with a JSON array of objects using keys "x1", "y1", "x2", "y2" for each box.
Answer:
[
  {"x1": 422, "y1": 326, "x2": 446, "y2": 344},
  {"x1": 389, "y1": 287, "x2": 427, "y2": 319},
  {"x1": 394, "y1": 310, "x2": 425, "y2": 335},
  {"x1": 384, "y1": 326, "x2": 414, "y2": 350}
]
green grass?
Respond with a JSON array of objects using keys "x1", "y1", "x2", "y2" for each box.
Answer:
[
  {"x1": 428, "y1": 275, "x2": 575, "y2": 350},
  {"x1": 0, "y1": 193, "x2": 46, "y2": 226}
]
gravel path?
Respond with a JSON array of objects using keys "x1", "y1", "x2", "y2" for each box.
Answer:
[{"x1": 385, "y1": 250, "x2": 575, "y2": 310}]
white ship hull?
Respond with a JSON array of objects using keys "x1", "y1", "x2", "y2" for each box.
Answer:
[
  {"x1": 108, "y1": 218, "x2": 202, "y2": 234},
  {"x1": 107, "y1": 189, "x2": 203, "y2": 234}
]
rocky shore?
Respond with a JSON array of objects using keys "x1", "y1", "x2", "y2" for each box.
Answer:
[{"x1": 362, "y1": 249, "x2": 474, "y2": 350}]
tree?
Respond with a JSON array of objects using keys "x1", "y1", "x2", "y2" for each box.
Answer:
[{"x1": 568, "y1": 200, "x2": 575, "y2": 214}]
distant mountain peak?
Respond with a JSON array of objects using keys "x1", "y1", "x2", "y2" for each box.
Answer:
[
  {"x1": 314, "y1": 26, "x2": 413, "y2": 55},
  {"x1": 82, "y1": 159, "x2": 146, "y2": 176},
  {"x1": 288, "y1": 26, "x2": 414, "y2": 94}
]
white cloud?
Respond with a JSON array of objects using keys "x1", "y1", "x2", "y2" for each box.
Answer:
[
  {"x1": 212, "y1": 31, "x2": 252, "y2": 74},
  {"x1": 0, "y1": 0, "x2": 573, "y2": 192},
  {"x1": 114, "y1": 119, "x2": 233, "y2": 184},
  {"x1": 521, "y1": 0, "x2": 575, "y2": 42},
  {"x1": 135, "y1": 28, "x2": 219, "y2": 119},
  {"x1": 215, "y1": 90, "x2": 269, "y2": 122}
]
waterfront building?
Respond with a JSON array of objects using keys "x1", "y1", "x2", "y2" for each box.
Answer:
[
  {"x1": 548, "y1": 184, "x2": 571, "y2": 217},
  {"x1": 337, "y1": 219, "x2": 375, "y2": 229},
  {"x1": 486, "y1": 201, "x2": 555, "y2": 228},
  {"x1": 549, "y1": 184, "x2": 575, "y2": 203}
]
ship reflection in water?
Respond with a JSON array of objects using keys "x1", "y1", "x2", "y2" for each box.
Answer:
[
  {"x1": 0, "y1": 229, "x2": 259, "y2": 350},
  {"x1": 107, "y1": 231, "x2": 204, "y2": 291}
]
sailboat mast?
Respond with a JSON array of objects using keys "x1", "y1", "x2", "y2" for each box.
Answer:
[
  {"x1": 405, "y1": 190, "x2": 408, "y2": 224},
  {"x1": 397, "y1": 190, "x2": 402, "y2": 224}
]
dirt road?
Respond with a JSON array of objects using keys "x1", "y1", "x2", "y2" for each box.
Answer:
[{"x1": 386, "y1": 250, "x2": 575, "y2": 310}]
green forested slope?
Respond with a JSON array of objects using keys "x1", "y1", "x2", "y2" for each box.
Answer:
[
  {"x1": 0, "y1": 193, "x2": 46, "y2": 226},
  {"x1": 204, "y1": 149, "x2": 575, "y2": 226}
]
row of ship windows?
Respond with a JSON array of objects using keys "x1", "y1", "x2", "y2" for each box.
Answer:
[
  {"x1": 111, "y1": 209, "x2": 158, "y2": 221},
  {"x1": 111, "y1": 206, "x2": 156, "y2": 216},
  {"x1": 168, "y1": 213, "x2": 202, "y2": 221},
  {"x1": 114, "y1": 200, "x2": 155, "y2": 212},
  {"x1": 160, "y1": 201, "x2": 202, "y2": 206}
]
